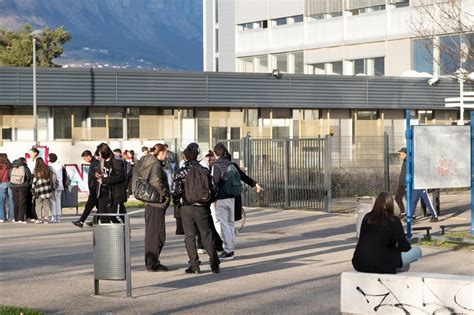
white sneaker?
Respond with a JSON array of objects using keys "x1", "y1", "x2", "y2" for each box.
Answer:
[
  {"x1": 18, "y1": 221, "x2": 27, "y2": 224},
  {"x1": 0, "y1": 220, "x2": 4, "y2": 223}
]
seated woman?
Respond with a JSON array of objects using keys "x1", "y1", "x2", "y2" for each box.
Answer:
[{"x1": 352, "y1": 192, "x2": 422, "y2": 274}]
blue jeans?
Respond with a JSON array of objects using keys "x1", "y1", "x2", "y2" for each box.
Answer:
[
  {"x1": 401, "y1": 247, "x2": 422, "y2": 267},
  {"x1": 0, "y1": 182, "x2": 14, "y2": 221},
  {"x1": 410, "y1": 189, "x2": 437, "y2": 217}
]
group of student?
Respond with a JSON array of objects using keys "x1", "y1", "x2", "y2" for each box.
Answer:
[
  {"x1": 72, "y1": 141, "x2": 262, "y2": 274},
  {"x1": 0, "y1": 147, "x2": 68, "y2": 224}
]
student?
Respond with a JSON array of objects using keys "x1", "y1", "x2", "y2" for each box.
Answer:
[
  {"x1": 352, "y1": 192, "x2": 422, "y2": 274},
  {"x1": 172, "y1": 146, "x2": 220, "y2": 274},
  {"x1": 26, "y1": 147, "x2": 40, "y2": 221},
  {"x1": 0, "y1": 154, "x2": 14, "y2": 223},
  {"x1": 48, "y1": 153, "x2": 64, "y2": 223},
  {"x1": 411, "y1": 189, "x2": 439, "y2": 222},
  {"x1": 10, "y1": 157, "x2": 32, "y2": 224},
  {"x1": 211, "y1": 143, "x2": 237, "y2": 260},
  {"x1": 72, "y1": 150, "x2": 101, "y2": 228},
  {"x1": 138, "y1": 143, "x2": 171, "y2": 272},
  {"x1": 96, "y1": 143, "x2": 127, "y2": 224},
  {"x1": 32, "y1": 157, "x2": 54, "y2": 224}
]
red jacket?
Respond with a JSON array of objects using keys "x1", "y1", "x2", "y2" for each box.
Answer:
[{"x1": 0, "y1": 164, "x2": 10, "y2": 183}]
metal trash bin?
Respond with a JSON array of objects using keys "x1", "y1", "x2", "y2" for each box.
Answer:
[
  {"x1": 93, "y1": 223, "x2": 126, "y2": 280},
  {"x1": 356, "y1": 197, "x2": 374, "y2": 238}
]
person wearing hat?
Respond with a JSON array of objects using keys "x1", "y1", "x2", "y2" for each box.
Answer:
[{"x1": 395, "y1": 147, "x2": 407, "y2": 217}]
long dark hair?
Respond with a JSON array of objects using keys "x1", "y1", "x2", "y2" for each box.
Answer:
[
  {"x1": 0, "y1": 153, "x2": 11, "y2": 168},
  {"x1": 366, "y1": 192, "x2": 395, "y2": 225},
  {"x1": 34, "y1": 157, "x2": 49, "y2": 180},
  {"x1": 96, "y1": 143, "x2": 113, "y2": 160}
]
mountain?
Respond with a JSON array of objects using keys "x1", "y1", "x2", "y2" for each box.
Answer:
[{"x1": 0, "y1": 0, "x2": 203, "y2": 70}]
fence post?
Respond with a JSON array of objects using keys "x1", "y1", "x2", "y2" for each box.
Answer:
[
  {"x1": 243, "y1": 132, "x2": 252, "y2": 207},
  {"x1": 384, "y1": 132, "x2": 390, "y2": 192},
  {"x1": 284, "y1": 139, "x2": 290, "y2": 209},
  {"x1": 324, "y1": 135, "x2": 332, "y2": 213}
]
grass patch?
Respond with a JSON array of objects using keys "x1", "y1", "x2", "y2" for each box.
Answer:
[
  {"x1": 77, "y1": 200, "x2": 145, "y2": 209},
  {"x1": 0, "y1": 305, "x2": 43, "y2": 315},
  {"x1": 411, "y1": 234, "x2": 474, "y2": 251}
]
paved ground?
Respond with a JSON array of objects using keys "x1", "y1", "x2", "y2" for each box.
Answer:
[{"x1": 0, "y1": 206, "x2": 472, "y2": 315}]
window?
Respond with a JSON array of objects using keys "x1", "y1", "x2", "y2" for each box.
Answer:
[
  {"x1": 214, "y1": 0, "x2": 218, "y2": 24},
  {"x1": 440, "y1": 34, "x2": 461, "y2": 75},
  {"x1": 289, "y1": 15, "x2": 303, "y2": 24},
  {"x1": 214, "y1": 29, "x2": 219, "y2": 53},
  {"x1": 73, "y1": 108, "x2": 87, "y2": 128},
  {"x1": 108, "y1": 108, "x2": 123, "y2": 139},
  {"x1": 255, "y1": 55, "x2": 268, "y2": 72},
  {"x1": 275, "y1": 53, "x2": 288, "y2": 73},
  {"x1": 328, "y1": 61, "x2": 342, "y2": 75},
  {"x1": 244, "y1": 109, "x2": 258, "y2": 127},
  {"x1": 394, "y1": 0, "x2": 409, "y2": 8},
  {"x1": 54, "y1": 108, "x2": 72, "y2": 139},
  {"x1": 311, "y1": 63, "x2": 325, "y2": 74},
  {"x1": 272, "y1": 17, "x2": 287, "y2": 26},
  {"x1": 374, "y1": 57, "x2": 385, "y2": 76},
  {"x1": 357, "y1": 110, "x2": 379, "y2": 120},
  {"x1": 310, "y1": 13, "x2": 325, "y2": 20},
  {"x1": 303, "y1": 110, "x2": 320, "y2": 120},
  {"x1": 353, "y1": 59, "x2": 365, "y2": 75},
  {"x1": 329, "y1": 11, "x2": 342, "y2": 18},
  {"x1": 238, "y1": 20, "x2": 267, "y2": 31},
  {"x1": 239, "y1": 57, "x2": 253, "y2": 72},
  {"x1": 418, "y1": 110, "x2": 434, "y2": 123},
  {"x1": 181, "y1": 109, "x2": 195, "y2": 118},
  {"x1": 413, "y1": 38, "x2": 433, "y2": 74},
  {"x1": 197, "y1": 109, "x2": 210, "y2": 143},
  {"x1": 127, "y1": 108, "x2": 139, "y2": 139},
  {"x1": 91, "y1": 108, "x2": 106, "y2": 128},
  {"x1": 293, "y1": 52, "x2": 304, "y2": 74},
  {"x1": 215, "y1": 57, "x2": 219, "y2": 72}
]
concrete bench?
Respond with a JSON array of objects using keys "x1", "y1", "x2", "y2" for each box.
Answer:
[{"x1": 341, "y1": 271, "x2": 474, "y2": 314}]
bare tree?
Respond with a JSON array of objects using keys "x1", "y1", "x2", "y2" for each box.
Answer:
[{"x1": 409, "y1": 0, "x2": 474, "y2": 75}]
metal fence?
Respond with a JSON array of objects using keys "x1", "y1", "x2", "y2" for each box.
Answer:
[{"x1": 216, "y1": 136, "x2": 329, "y2": 211}]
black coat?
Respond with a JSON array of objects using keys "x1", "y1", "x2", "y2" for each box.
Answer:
[
  {"x1": 232, "y1": 162, "x2": 257, "y2": 221},
  {"x1": 352, "y1": 214, "x2": 411, "y2": 274},
  {"x1": 101, "y1": 158, "x2": 127, "y2": 206},
  {"x1": 398, "y1": 159, "x2": 406, "y2": 187},
  {"x1": 138, "y1": 155, "x2": 170, "y2": 208},
  {"x1": 88, "y1": 159, "x2": 101, "y2": 193}
]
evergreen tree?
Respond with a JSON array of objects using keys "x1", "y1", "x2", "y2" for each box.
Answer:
[{"x1": 0, "y1": 24, "x2": 71, "y2": 67}]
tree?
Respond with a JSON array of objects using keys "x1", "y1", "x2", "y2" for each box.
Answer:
[
  {"x1": 0, "y1": 24, "x2": 71, "y2": 67},
  {"x1": 409, "y1": 0, "x2": 474, "y2": 75}
]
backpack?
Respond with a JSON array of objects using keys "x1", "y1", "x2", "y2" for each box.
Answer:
[
  {"x1": 50, "y1": 168, "x2": 59, "y2": 191},
  {"x1": 184, "y1": 164, "x2": 212, "y2": 204},
  {"x1": 10, "y1": 166, "x2": 26, "y2": 185},
  {"x1": 62, "y1": 167, "x2": 71, "y2": 188},
  {"x1": 222, "y1": 163, "x2": 242, "y2": 197}
]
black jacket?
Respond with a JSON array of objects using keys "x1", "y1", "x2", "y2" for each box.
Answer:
[
  {"x1": 398, "y1": 159, "x2": 406, "y2": 187},
  {"x1": 172, "y1": 159, "x2": 216, "y2": 206},
  {"x1": 138, "y1": 155, "x2": 170, "y2": 208},
  {"x1": 100, "y1": 157, "x2": 127, "y2": 206},
  {"x1": 212, "y1": 157, "x2": 234, "y2": 200},
  {"x1": 88, "y1": 158, "x2": 101, "y2": 193},
  {"x1": 9, "y1": 160, "x2": 32, "y2": 188},
  {"x1": 352, "y1": 214, "x2": 411, "y2": 274}
]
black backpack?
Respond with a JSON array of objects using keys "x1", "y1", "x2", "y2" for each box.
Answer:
[{"x1": 184, "y1": 164, "x2": 212, "y2": 204}]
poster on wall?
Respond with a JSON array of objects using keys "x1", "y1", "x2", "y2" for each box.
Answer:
[{"x1": 413, "y1": 126, "x2": 470, "y2": 189}]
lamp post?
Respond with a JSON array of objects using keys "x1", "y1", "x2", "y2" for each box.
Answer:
[{"x1": 31, "y1": 30, "x2": 44, "y2": 146}]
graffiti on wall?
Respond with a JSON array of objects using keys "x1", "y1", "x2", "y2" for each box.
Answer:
[
  {"x1": 64, "y1": 164, "x2": 90, "y2": 192},
  {"x1": 25, "y1": 146, "x2": 50, "y2": 165}
]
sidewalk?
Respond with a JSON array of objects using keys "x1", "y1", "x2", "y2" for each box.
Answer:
[{"x1": 0, "y1": 207, "x2": 472, "y2": 314}]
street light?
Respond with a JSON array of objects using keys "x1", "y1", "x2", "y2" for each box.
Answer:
[{"x1": 31, "y1": 30, "x2": 44, "y2": 146}]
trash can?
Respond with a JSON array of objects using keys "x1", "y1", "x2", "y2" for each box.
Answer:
[
  {"x1": 93, "y1": 223, "x2": 126, "y2": 280},
  {"x1": 355, "y1": 197, "x2": 374, "y2": 238}
]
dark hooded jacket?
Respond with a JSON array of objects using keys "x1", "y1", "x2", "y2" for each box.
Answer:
[
  {"x1": 138, "y1": 154, "x2": 170, "y2": 208},
  {"x1": 100, "y1": 157, "x2": 127, "y2": 206},
  {"x1": 9, "y1": 159, "x2": 32, "y2": 188}
]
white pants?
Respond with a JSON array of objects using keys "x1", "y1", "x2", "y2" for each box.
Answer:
[
  {"x1": 211, "y1": 198, "x2": 235, "y2": 253},
  {"x1": 50, "y1": 190, "x2": 62, "y2": 217}
]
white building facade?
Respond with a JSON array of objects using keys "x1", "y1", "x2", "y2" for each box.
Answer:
[{"x1": 204, "y1": 0, "x2": 473, "y2": 77}]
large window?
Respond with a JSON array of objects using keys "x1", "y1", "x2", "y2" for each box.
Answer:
[
  {"x1": 412, "y1": 38, "x2": 433, "y2": 74},
  {"x1": 293, "y1": 51, "x2": 304, "y2": 74},
  {"x1": 255, "y1": 55, "x2": 268, "y2": 72},
  {"x1": 197, "y1": 109, "x2": 210, "y2": 143},
  {"x1": 127, "y1": 108, "x2": 139, "y2": 139},
  {"x1": 374, "y1": 57, "x2": 385, "y2": 76},
  {"x1": 275, "y1": 53, "x2": 288, "y2": 73},
  {"x1": 440, "y1": 34, "x2": 460, "y2": 75},
  {"x1": 54, "y1": 108, "x2": 71, "y2": 139},
  {"x1": 108, "y1": 108, "x2": 123, "y2": 139},
  {"x1": 328, "y1": 61, "x2": 342, "y2": 75}
]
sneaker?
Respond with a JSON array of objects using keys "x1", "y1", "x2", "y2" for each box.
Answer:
[
  {"x1": 18, "y1": 221, "x2": 27, "y2": 224},
  {"x1": 30, "y1": 219, "x2": 37, "y2": 223},
  {"x1": 72, "y1": 220, "x2": 84, "y2": 228},
  {"x1": 43, "y1": 221, "x2": 49, "y2": 224},
  {"x1": 211, "y1": 266, "x2": 220, "y2": 274},
  {"x1": 218, "y1": 251, "x2": 234, "y2": 261},
  {"x1": 154, "y1": 264, "x2": 169, "y2": 272},
  {"x1": 11, "y1": 219, "x2": 15, "y2": 223},
  {"x1": 185, "y1": 266, "x2": 201, "y2": 274},
  {"x1": 35, "y1": 220, "x2": 42, "y2": 224},
  {"x1": 0, "y1": 220, "x2": 4, "y2": 223},
  {"x1": 197, "y1": 248, "x2": 207, "y2": 255},
  {"x1": 430, "y1": 217, "x2": 439, "y2": 222}
]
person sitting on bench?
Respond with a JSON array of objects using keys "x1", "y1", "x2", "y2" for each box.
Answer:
[{"x1": 352, "y1": 191, "x2": 422, "y2": 274}]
